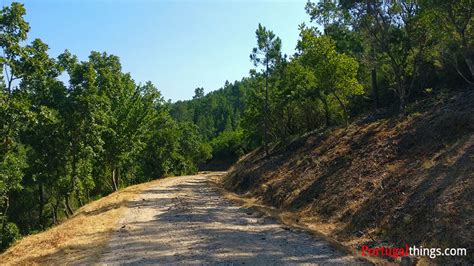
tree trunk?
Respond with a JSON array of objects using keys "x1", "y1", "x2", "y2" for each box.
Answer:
[
  {"x1": 38, "y1": 182, "x2": 44, "y2": 229},
  {"x1": 63, "y1": 200, "x2": 71, "y2": 218},
  {"x1": 465, "y1": 57, "x2": 474, "y2": 81},
  {"x1": 68, "y1": 148, "x2": 78, "y2": 213},
  {"x1": 286, "y1": 106, "x2": 293, "y2": 136},
  {"x1": 65, "y1": 195, "x2": 74, "y2": 216},
  {"x1": 367, "y1": 1, "x2": 380, "y2": 110},
  {"x1": 399, "y1": 96, "x2": 406, "y2": 113},
  {"x1": 52, "y1": 208, "x2": 57, "y2": 225},
  {"x1": 371, "y1": 68, "x2": 379, "y2": 110},
  {"x1": 112, "y1": 168, "x2": 118, "y2": 192},
  {"x1": 76, "y1": 189, "x2": 83, "y2": 207},
  {"x1": 397, "y1": 81, "x2": 407, "y2": 113},
  {"x1": 450, "y1": 53, "x2": 474, "y2": 85},
  {"x1": 331, "y1": 91, "x2": 348, "y2": 127},
  {"x1": 263, "y1": 60, "x2": 269, "y2": 156},
  {"x1": 52, "y1": 199, "x2": 60, "y2": 224},
  {"x1": 117, "y1": 168, "x2": 121, "y2": 189},
  {"x1": 320, "y1": 96, "x2": 330, "y2": 128},
  {"x1": 1, "y1": 197, "x2": 10, "y2": 234}
]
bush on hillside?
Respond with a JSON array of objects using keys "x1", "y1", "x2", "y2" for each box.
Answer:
[
  {"x1": 1, "y1": 222, "x2": 21, "y2": 251},
  {"x1": 210, "y1": 130, "x2": 246, "y2": 161}
]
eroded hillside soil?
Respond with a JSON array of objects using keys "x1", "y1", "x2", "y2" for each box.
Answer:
[{"x1": 224, "y1": 90, "x2": 474, "y2": 264}]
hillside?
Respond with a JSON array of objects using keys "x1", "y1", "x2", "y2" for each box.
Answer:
[{"x1": 223, "y1": 90, "x2": 474, "y2": 263}]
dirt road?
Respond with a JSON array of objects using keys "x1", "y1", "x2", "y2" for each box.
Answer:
[{"x1": 99, "y1": 173, "x2": 364, "y2": 265}]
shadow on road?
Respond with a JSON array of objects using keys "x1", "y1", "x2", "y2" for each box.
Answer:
[{"x1": 97, "y1": 175, "x2": 365, "y2": 265}]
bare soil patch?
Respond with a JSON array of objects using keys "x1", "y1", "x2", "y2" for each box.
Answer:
[{"x1": 224, "y1": 90, "x2": 474, "y2": 264}]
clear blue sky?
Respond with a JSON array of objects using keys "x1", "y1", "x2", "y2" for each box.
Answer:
[{"x1": 13, "y1": 0, "x2": 312, "y2": 101}]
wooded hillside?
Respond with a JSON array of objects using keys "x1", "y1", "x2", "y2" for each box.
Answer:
[{"x1": 224, "y1": 89, "x2": 473, "y2": 264}]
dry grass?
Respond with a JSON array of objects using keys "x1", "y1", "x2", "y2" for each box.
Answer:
[
  {"x1": 223, "y1": 90, "x2": 474, "y2": 264},
  {"x1": 0, "y1": 177, "x2": 172, "y2": 265}
]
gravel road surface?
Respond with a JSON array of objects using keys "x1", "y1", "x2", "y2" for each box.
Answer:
[{"x1": 99, "y1": 173, "x2": 365, "y2": 265}]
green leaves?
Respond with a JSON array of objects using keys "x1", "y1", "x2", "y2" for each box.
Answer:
[
  {"x1": 0, "y1": 2, "x2": 219, "y2": 247},
  {"x1": 250, "y1": 23, "x2": 282, "y2": 72},
  {"x1": 297, "y1": 28, "x2": 362, "y2": 124},
  {"x1": 210, "y1": 129, "x2": 245, "y2": 161},
  {"x1": 0, "y1": 144, "x2": 26, "y2": 196},
  {"x1": 0, "y1": 2, "x2": 29, "y2": 55}
]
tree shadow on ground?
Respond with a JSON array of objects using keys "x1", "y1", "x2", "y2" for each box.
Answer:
[{"x1": 97, "y1": 177, "x2": 366, "y2": 265}]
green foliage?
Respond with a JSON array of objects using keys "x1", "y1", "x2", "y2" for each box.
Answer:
[
  {"x1": 0, "y1": 222, "x2": 20, "y2": 250},
  {"x1": 139, "y1": 112, "x2": 211, "y2": 181},
  {"x1": 250, "y1": 23, "x2": 282, "y2": 71},
  {"x1": 193, "y1": 87, "x2": 204, "y2": 99},
  {"x1": 174, "y1": 1, "x2": 470, "y2": 160},
  {"x1": 0, "y1": 2, "x2": 214, "y2": 250},
  {"x1": 250, "y1": 24, "x2": 282, "y2": 155},
  {"x1": 298, "y1": 28, "x2": 363, "y2": 125},
  {"x1": 210, "y1": 129, "x2": 245, "y2": 161},
  {"x1": 423, "y1": 0, "x2": 473, "y2": 85},
  {"x1": 170, "y1": 80, "x2": 247, "y2": 159},
  {"x1": 0, "y1": 144, "x2": 26, "y2": 197}
]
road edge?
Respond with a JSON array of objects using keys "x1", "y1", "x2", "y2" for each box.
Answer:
[{"x1": 206, "y1": 172, "x2": 390, "y2": 266}]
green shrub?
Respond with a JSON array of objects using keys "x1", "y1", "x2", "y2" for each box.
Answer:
[
  {"x1": 210, "y1": 129, "x2": 246, "y2": 161},
  {"x1": 1, "y1": 222, "x2": 21, "y2": 250}
]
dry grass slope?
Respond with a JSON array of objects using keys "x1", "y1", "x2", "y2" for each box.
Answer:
[
  {"x1": 224, "y1": 90, "x2": 474, "y2": 264},
  {"x1": 0, "y1": 178, "x2": 169, "y2": 265}
]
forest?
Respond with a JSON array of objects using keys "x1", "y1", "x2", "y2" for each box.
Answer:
[{"x1": 1, "y1": 0, "x2": 472, "y2": 251}]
